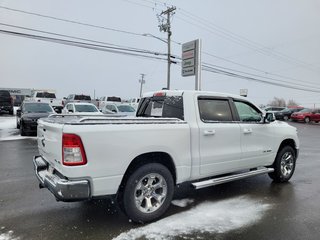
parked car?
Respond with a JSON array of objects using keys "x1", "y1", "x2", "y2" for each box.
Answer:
[
  {"x1": 64, "y1": 94, "x2": 92, "y2": 106},
  {"x1": 26, "y1": 91, "x2": 63, "y2": 113},
  {"x1": 34, "y1": 90, "x2": 299, "y2": 223},
  {"x1": 291, "y1": 108, "x2": 320, "y2": 123},
  {"x1": 128, "y1": 97, "x2": 141, "y2": 110},
  {"x1": 0, "y1": 90, "x2": 14, "y2": 115},
  {"x1": 274, "y1": 107, "x2": 303, "y2": 120},
  {"x1": 62, "y1": 102, "x2": 102, "y2": 115},
  {"x1": 16, "y1": 101, "x2": 54, "y2": 136},
  {"x1": 102, "y1": 103, "x2": 136, "y2": 116},
  {"x1": 98, "y1": 96, "x2": 122, "y2": 110}
]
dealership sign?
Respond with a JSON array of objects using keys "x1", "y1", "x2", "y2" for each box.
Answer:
[
  {"x1": 0, "y1": 88, "x2": 32, "y2": 96},
  {"x1": 181, "y1": 39, "x2": 202, "y2": 90}
]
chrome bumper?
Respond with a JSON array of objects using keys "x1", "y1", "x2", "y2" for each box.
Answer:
[{"x1": 33, "y1": 156, "x2": 91, "y2": 202}]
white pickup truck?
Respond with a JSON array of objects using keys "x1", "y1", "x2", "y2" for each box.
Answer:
[
  {"x1": 28, "y1": 91, "x2": 64, "y2": 113},
  {"x1": 33, "y1": 90, "x2": 299, "y2": 223}
]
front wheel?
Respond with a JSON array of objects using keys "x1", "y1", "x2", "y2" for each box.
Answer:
[
  {"x1": 268, "y1": 146, "x2": 296, "y2": 182},
  {"x1": 123, "y1": 163, "x2": 174, "y2": 223},
  {"x1": 304, "y1": 117, "x2": 310, "y2": 123},
  {"x1": 283, "y1": 115, "x2": 289, "y2": 121},
  {"x1": 20, "y1": 123, "x2": 26, "y2": 136}
]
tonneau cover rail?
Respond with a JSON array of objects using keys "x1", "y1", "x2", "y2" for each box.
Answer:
[{"x1": 43, "y1": 114, "x2": 186, "y2": 125}]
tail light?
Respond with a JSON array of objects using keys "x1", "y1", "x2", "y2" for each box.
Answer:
[{"x1": 62, "y1": 134, "x2": 87, "y2": 166}]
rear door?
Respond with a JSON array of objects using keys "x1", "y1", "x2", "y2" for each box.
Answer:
[{"x1": 198, "y1": 97, "x2": 242, "y2": 176}]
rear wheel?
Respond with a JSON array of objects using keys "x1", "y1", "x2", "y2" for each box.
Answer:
[
  {"x1": 123, "y1": 163, "x2": 174, "y2": 223},
  {"x1": 268, "y1": 146, "x2": 296, "y2": 182},
  {"x1": 304, "y1": 117, "x2": 310, "y2": 123}
]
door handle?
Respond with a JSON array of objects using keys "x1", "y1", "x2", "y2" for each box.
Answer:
[
  {"x1": 243, "y1": 128, "x2": 253, "y2": 134},
  {"x1": 203, "y1": 130, "x2": 216, "y2": 136}
]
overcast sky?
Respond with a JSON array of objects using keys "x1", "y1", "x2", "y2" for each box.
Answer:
[{"x1": 1, "y1": 0, "x2": 320, "y2": 107}]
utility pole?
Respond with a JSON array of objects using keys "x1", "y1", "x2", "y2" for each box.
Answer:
[
  {"x1": 159, "y1": 6, "x2": 176, "y2": 90},
  {"x1": 139, "y1": 74, "x2": 145, "y2": 97}
]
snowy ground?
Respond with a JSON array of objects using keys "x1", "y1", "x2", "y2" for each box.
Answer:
[
  {"x1": 0, "y1": 230, "x2": 19, "y2": 240},
  {"x1": 0, "y1": 116, "x2": 35, "y2": 141},
  {"x1": 114, "y1": 196, "x2": 271, "y2": 240}
]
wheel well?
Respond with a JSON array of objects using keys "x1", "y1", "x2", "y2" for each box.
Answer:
[
  {"x1": 278, "y1": 139, "x2": 297, "y2": 156},
  {"x1": 118, "y1": 152, "x2": 176, "y2": 193}
]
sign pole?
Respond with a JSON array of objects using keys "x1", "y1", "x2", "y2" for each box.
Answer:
[{"x1": 195, "y1": 39, "x2": 202, "y2": 90}]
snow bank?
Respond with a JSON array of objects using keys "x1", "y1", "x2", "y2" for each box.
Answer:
[
  {"x1": 0, "y1": 231, "x2": 20, "y2": 240},
  {"x1": 113, "y1": 196, "x2": 271, "y2": 240},
  {"x1": 171, "y1": 198, "x2": 194, "y2": 208},
  {"x1": 0, "y1": 117, "x2": 34, "y2": 141}
]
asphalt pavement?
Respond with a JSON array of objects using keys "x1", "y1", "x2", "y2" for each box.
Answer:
[{"x1": 0, "y1": 121, "x2": 319, "y2": 240}]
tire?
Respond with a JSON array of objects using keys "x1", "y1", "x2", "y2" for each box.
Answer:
[
  {"x1": 283, "y1": 115, "x2": 289, "y2": 121},
  {"x1": 123, "y1": 163, "x2": 174, "y2": 223},
  {"x1": 268, "y1": 146, "x2": 296, "y2": 183},
  {"x1": 20, "y1": 123, "x2": 26, "y2": 136},
  {"x1": 304, "y1": 117, "x2": 310, "y2": 123}
]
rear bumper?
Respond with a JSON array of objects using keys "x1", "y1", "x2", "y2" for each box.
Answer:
[{"x1": 33, "y1": 156, "x2": 91, "y2": 202}]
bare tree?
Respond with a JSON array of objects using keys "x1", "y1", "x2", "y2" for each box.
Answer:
[
  {"x1": 268, "y1": 97, "x2": 286, "y2": 107},
  {"x1": 287, "y1": 99, "x2": 299, "y2": 107}
]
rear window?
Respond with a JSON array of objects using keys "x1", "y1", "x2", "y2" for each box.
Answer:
[
  {"x1": 107, "y1": 96, "x2": 121, "y2": 102},
  {"x1": 74, "y1": 95, "x2": 91, "y2": 100},
  {"x1": 137, "y1": 96, "x2": 184, "y2": 120},
  {"x1": 36, "y1": 92, "x2": 56, "y2": 98}
]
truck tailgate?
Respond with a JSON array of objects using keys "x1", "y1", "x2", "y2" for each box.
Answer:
[{"x1": 37, "y1": 119, "x2": 64, "y2": 172}]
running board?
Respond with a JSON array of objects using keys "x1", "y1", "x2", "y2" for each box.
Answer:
[{"x1": 192, "y1": 167, "x2": 274, "y2": 189}]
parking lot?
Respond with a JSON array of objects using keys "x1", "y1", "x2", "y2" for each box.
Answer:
[{"x1": 0, "y1": 117, "x2": 319, "y2": 240}]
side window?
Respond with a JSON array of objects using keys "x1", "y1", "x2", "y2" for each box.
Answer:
[
  {"x1": 234, "y1": 101, "x2": 262, "y2": 122},
  {"x1": 66, "y1": 104, "x2": 73, "y2": 111},
  {"x1": 198, "y1": 98, "x2": 233, "y2": 122}
]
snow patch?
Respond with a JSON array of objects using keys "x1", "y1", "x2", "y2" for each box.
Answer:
[
  {"x1": 0, "y1": 231, "x2": 20, "y2": 240},
  {"x1": 113, "y1": 196, "x2": 271, "y2": 240},
  {"x1": 0, "y1": 117, "x2": 35, "y2": 141},
  {"x1": 171, "y1": 198, "x2": 194, "y2": 208}
]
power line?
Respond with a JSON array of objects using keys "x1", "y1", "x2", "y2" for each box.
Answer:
[
  {"x1": 0, "y1": 29, "x2": 169, "y2": 61},
  {"x1": 0, "y1": 22, "x2": 165, "y2": 55},
  {"x1": 201, "y1": 64, "x2": 320, "y2": 94},
  {"x1": 2, "y1": 27, "x2": 320, "y2": 94},
  {"x1": 202, "y1": 51, "x2": 320, "y2": 88},
  {"x1": 130, "y1": 0, "x2": 320, "y2": 73}
]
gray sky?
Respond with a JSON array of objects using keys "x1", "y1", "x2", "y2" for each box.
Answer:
[{"x1": 1, "y1": 0, "x2": 320, "y2": 107}]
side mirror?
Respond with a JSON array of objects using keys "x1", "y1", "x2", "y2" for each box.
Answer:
[
  {"x1": 112, "y1": 109, "x2": 117, "y2": 113},
  {"x1": 264, "y1": 112, "x2": 275, "y2": 123},
  {"x1": 68, "y1": 109, "x2": 74, "y2": 113},
  {"x1": 16, "y1": 109, "x2": 21, "y2": 117}
]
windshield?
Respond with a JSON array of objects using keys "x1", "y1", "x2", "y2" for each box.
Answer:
[
  {"x1": 23, "y1": 103, "x2": 53, "y2": 113},
  {"x1": 74, "y1": 104, "x2": 98, "y2": 112},
  {"x1": 299, "y1": 108, "x2": 312, "y2": 113},
  {"x1": 117, "y1": 105, "x2": 135, "y2": 112}
]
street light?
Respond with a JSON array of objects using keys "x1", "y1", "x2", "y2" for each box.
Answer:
[{"x1": 142, "y1": 33, "x2": 167, "y2": 44}]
